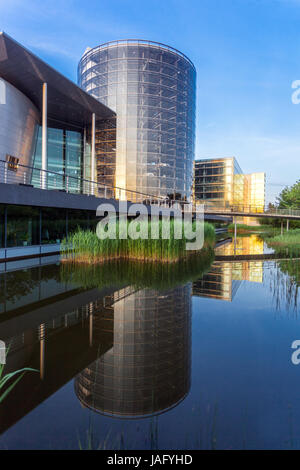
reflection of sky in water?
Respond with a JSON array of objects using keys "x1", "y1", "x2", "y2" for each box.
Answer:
[{"x1": 0, "y1": 253, "x2": 300, "y2": 449}]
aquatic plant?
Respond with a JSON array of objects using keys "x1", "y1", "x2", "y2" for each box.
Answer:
[
  {"x1": 0, "y1": 352, "x2": 37, "y2": 403},
  {"x1": 265, "y1": 229, "x2": 300, "y2": 250},
  {"x1": 61, "y1": 220, "x2": 215, "y2": 264}
]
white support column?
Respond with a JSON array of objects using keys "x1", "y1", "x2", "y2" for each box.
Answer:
[
  {"x1": 234, "y1": 216, "x2": 237, "y2": 256},
  {"x1": 91, "y1": 113, "x2": 96, "y2": 195},
  {"x1": 39, "y1": 323, "x2": 45, "y2": 380},
  {"x1": 41, "y1": 83, "x2": 47, "y2": 189}
]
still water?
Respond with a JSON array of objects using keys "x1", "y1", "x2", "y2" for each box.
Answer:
[{"x1": 0, "y1": 235, "x2": 300, "y2": 450}]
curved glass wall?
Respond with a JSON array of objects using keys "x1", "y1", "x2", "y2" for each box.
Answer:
[
  {"x1": 75, "y1": 285, "x2": 191, "y2": 418},
  {"x1": 78, "y1": 40, "x2": 196, "y2": 201}
]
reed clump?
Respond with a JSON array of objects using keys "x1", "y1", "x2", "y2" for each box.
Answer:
[
  {"x1": 266, "y1": 229, "x2": 300, "y2": 248},
  {"x1": 61, "y1": 219, "x2": 215, "y2": 264}
]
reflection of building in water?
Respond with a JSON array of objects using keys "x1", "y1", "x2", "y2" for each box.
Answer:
[
  {"x1": 193, "y1": 260, "x2": 264, "y2": 301},
  {"x1": 192, "y1": 262, "x2": 238, "y2": 301},
  {"x1": 75, "y1": 285, "x2": 192, "y2": 418},
  {"x1": 215, "y1": 234, "x2": 264, "y2": 257},
  {"x1": 0, "y1": 273, "x2": 123, "y2": 435},
  {"x1": 231, "y1": 261, "x2": 263, "y2": 283}
]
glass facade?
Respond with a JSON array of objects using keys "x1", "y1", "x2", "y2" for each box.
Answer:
[
  {"x1": 0, "y1": 205, "x2": 4, "y2": 248},
  {"x1": 78, "y1": 40, "x2": 196, "y2": 201},
  {"x1": 0, "y1": 206, "x2": 98, "y2": 248},
  {"x1": 32, "y1": 127, "x2": 83, "y2": 192},
  {"x1": 41, "y1": 208, "x2": 66, "y2": 244},
  {"x1": 193, "y1": 157, "x2": 265, "y2": 213},
  {"x1": 6, "y1": 205, "x2": 40, "y2": 247}
]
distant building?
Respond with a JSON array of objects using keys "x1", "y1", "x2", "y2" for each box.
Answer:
[{"x1": 193, "y1": 157, "x2": 265, "y2": 214}]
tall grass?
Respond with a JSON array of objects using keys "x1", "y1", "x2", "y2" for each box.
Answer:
[
  {"x1": 264, "y1": 229, "x2": 300, "y2": 257},
  {"x1": 61, "y1": 219, "x2": 215, "y2": 264},
  {"x1": 266, "y1": 229, "x2": 300, "y2": 247}
]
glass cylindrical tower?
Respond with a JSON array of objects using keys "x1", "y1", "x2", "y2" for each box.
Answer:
[{"x1": 78, "y1": 40, "x2": 196, "y2": 201}]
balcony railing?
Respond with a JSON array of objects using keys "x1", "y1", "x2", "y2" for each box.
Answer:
[
  {"x1": 0, "y1": 159, "x2": 169, "y2": 205},
  {"x1": 1, "y1": 159, "x2": 299, "y2": 218}
]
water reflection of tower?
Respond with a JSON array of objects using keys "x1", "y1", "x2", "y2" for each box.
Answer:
[{"x1": 75, "y1": 285, "x2": 192, "y2": 418}]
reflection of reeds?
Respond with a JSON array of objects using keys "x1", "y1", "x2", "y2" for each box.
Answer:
[
  {"x1": 61, "y1": 250, "x2": 214, "y2": 291},
  {"x1": 268, "y1": 260, "x2": 300, "y2": 314},
  {"x1": 61, "y1": 220, "x2": 215, "y2": 264}
]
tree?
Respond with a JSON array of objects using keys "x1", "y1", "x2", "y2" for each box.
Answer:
[{"x1": 277, "y1": 180, "x2": 300, "y2": 209}]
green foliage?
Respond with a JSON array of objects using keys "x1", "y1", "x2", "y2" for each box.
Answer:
[
  {"x1": 277, "y1": 180, "x2": 300, "y2": 209},
  {"x1": 0, "y1": 351, "x2": 38, "y2": 403},
  {"x1": 228, "y1": 223, "x2": 277, "y2": 233},
  {"x1": 61, "y1": 220, "x2": 215, "y2": 264},
  {"x1": 265, "y1": 229, "x2": 300, "y2": 256}
]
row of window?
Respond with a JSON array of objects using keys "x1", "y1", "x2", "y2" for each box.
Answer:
[
  {"x1": 81, "y1": 69, "x2": 196, "y2": 93},
  {"x1": 0, "y1": 206, "x2": 98, "y2": 249}
]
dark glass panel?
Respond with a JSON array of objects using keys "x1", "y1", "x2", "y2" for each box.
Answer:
[
  {"x1": 67, "y1": 210, "x2": 90, "y2": 234},
  {"x1": 0, "y1": 204, "x2": 4, "y2": 248},
  {"x1": 41, "y1": 208, "x2": 66, "y2": 244},
  {"x1": 6, "y1": 205, "x2": 39, "y2": 247}
]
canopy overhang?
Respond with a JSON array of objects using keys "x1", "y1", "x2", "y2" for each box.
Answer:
[{"x1": 0, "y1": 32, "x2": 115, "y2": 128}]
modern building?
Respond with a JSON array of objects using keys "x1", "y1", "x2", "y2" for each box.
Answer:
[
  {"x1": 0, "y1": 33, "x2": 199, "y2": 260},
  {"x1": 0, "y1": 32, "x2": 115, "y2": 187},
  {"x1": 193, "y1": 157, "x2": 266, "y2": 213},
  {"x1": 78, "y1": 40, "x2": 196, "y2": 201},
  {"x1": 0, "y1": 32, "x2": 120, "y2": 258}
]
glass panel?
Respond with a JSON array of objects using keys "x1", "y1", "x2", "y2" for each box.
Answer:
[
  {"x1": 6, "y1": 205, "x2": 39, "y2": 247},
  {"x1": 67, "y1": 210, "x2": 90, "y2": 234},
  {"x1": 41, "y1": 208, "x2": 66, "y2": 244},
  {"x1": 0, "y1": 204, "x2": 4, "y2": 248},
  {"x1": 66, "y1": 130, "x2": 82, "y2": 193}
]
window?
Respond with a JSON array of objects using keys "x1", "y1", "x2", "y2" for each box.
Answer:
[{"x1": 6, "y1": 205, "x2": 39, "y2": 247}]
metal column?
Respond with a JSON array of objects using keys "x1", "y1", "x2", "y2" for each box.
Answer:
[
  {"x1": 234, "y1": 216, "x2": 237, "y2": 256},
  {"x1": 41, "y1": 83, "x2": 47, "y2": 189},
  {"x1": 91, "y1": 113, "x2": 96, "y2": 195}
]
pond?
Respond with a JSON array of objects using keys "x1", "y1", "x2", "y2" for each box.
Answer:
[{"x1": 0, "y1": 235, "x2": 300, "y2": 450}]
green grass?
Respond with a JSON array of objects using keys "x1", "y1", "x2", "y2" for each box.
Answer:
[
  {"x1": 228, "y1": 223, "x2": 279, "y2": 234},
  {"x1": 61, "y1": 219, "x2": 215, "y2": 264},
  {"x1": 264, "y1": 229, "x2": 300, "y2": 256}
]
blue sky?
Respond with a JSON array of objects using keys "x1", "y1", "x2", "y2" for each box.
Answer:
[{"x1": 1, "y1": 0, "x2": 300, "y2": 202}]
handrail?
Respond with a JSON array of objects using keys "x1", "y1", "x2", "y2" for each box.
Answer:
[
  {"x1": 1, "y1": 159, "x2": 300, "y2": 217},
  {"x1": 0, "y1": 159, "x2": 168, "y2": 203}
]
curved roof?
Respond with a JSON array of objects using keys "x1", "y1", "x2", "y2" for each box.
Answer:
[
  {"x1": 0, "y1": 32, "x2": 115, "y2": 128},
  {"x1": 80, "y1": 39, "x2": 195, "y2": 70}
]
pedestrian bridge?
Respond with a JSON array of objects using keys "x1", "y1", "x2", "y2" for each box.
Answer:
[
  {"x1": 1, "y1": 159, "x2": 299, "y2": 222},
  {"x1": 198, "y1": 205, "x2": 300, "y2": 221}
]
